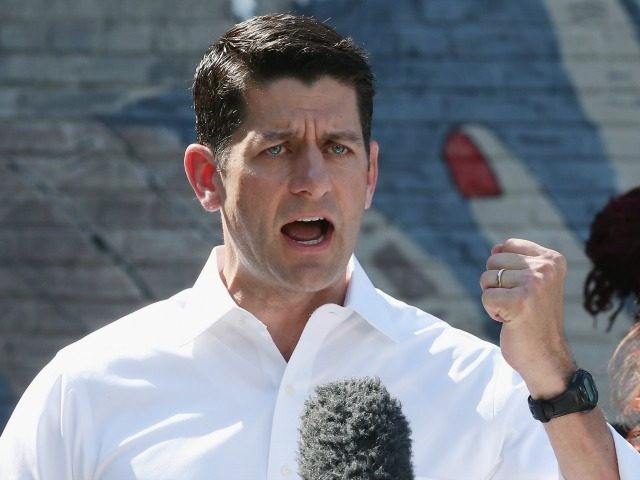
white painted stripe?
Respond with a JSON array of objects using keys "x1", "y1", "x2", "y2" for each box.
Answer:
[{"x1": 543, "y1": 0, "x2": 640, "y2": 191}]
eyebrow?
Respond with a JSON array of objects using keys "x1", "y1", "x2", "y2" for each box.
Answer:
[
  {"x1": 326, "y1": 130, "x2": 364, "y2": 145},
  {"x1": 260, "y1": 130, "x2": 291, "y2": 142},
  {"x1": 258, "y1": 129, "x2": 364, "y2": 145}
]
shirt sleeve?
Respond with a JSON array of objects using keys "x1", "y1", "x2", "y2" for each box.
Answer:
[
  {"x1": 0, "y1": 355, "x2": 75, "y2": 480},
  {"x1": 610, "y1": 423, "x2": 640, "y2": 479},
  {"x1": 490, "y1": 370, "x2": 640, "y2": 479},
  {"x1": 490, "y1": 381, "x2": 563, "y2": 480}
]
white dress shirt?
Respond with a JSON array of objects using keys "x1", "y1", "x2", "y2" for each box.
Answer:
[{"x1": 1, "y1": 246, "x2": 638, "y2": 479}]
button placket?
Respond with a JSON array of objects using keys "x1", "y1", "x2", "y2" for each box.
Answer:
[
  {"x1": 285, "y1": 383, "x2": 295, "y2": 397},
  {"x1": 280, "y1": 464, "x2": 292, "y2": 477},
  {"x1": 266, "y1": 307, "x2": 349, "y2": 480}
]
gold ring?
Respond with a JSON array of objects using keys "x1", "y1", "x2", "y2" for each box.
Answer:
[{"x1": 497, "y1": 268, "x2": 506, "y2": 288}]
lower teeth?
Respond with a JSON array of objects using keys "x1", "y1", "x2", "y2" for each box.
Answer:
[{"x1": 296, "y1": 235, "x2": 325, "y2": 246}]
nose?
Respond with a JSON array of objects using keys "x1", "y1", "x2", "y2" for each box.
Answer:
[{"x1": 288, "y1": 145, "x2": 332, "y2": 198}]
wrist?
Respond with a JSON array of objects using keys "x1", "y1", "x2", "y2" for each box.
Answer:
[{"x1": 524, "y1": 360, "x2": 577, "y2": 400}]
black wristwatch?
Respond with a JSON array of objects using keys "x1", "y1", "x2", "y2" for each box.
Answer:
[{"x1": 528, "y1": 369, "x2": 598, "y2": 423}]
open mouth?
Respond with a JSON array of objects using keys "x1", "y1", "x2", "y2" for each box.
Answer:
[{"x1": 281, "y1": 217, "x2": 333, "y2": 246}]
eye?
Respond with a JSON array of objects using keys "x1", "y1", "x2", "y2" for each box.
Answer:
[
  {"x1": 265, "y1": 145, "x2": 284, "y2": 156},
  {"x1": 329, "y1": 144, "x2": 349, "y2": 155}
]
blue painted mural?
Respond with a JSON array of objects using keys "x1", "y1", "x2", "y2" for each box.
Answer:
[
  {"x1": 299, "y1": 0, "x2": 616, "y2": 287},
  {"x1": 2, "y1": 0, "x2": 639, "y2": 429}
]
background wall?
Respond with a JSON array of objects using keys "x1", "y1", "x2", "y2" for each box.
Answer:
[{"x1": 1, "y1": 0, "x2": 639, "y2": 428}]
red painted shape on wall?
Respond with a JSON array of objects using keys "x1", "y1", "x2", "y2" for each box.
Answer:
[{"x1": 443, "y1": 129, "x2": 502, "y2": 197}]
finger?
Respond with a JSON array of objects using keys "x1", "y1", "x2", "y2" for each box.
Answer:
[
  {"x1": 485, "y1": 251, "x2": 529, "y2": 271},
  {"x1": 480, "y1": 269, "x2": 493, "y2": 290},
  {"x1": 499, "y1": 238, "x2": 549, "y2": 256},
  {"x1": 481, "y1": 287, "x2": 522, "y2": 323},
  {"x1": 490, "y1": 243, "x2": 504, "y2": 255},
  {"x1": 479, "y1": 268, "x2": 524, "y2": 290},
  {"x1": 480, "y1": 269, "x2": 504, "y2": 290}
]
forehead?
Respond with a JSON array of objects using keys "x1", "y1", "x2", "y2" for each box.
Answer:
[{"x1": 241, "y1": 76, "x2": 361, "y2": 133}]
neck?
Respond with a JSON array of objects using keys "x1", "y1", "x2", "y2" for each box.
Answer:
[{"x1": 218, "y1": 248, "x2": 349, "y2": 361}]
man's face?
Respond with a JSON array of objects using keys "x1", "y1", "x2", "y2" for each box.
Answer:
[{"x1": 214, "y1": 76, "x2": 378, "y2": 295}]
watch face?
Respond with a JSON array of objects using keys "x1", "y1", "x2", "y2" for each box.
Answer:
[
  {"x1": 583, "y1": 377, "x2": 598, "y2": 403},
  {"x1": 577, "y1": 370, "x2": 598, "y2": 404}
]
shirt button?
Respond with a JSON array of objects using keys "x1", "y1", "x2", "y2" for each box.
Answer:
[
  {"x1": 285, "y1": 384, "x2": 295, "y2": 397},
  {"x1": 281, "y1": 464, "x2": 292, "y2": 477}
]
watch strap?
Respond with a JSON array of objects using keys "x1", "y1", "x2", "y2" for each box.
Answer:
[{"x1": 527, "y1": 369, "x2": 598, "y2": 423}]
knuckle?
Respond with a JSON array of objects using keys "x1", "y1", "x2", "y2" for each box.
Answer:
[
  {"x1": 486, "y1": 254, "x2": 498, "y2": 270},
  {"x1": 537, "y1": 261, "x2": 554, "y2": 275},
  {"x1": 544, "y1": 249, "x2": 565, "y2": 266},
  {"x1": 536, "y1": 254, "x2": 566, "y2": 278},
  {"x1": 526, "y1": 272, "x2": 545, "y2": 292}
]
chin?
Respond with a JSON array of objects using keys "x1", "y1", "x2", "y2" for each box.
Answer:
[{"x1": 281, "y1": 265, "x2": 346, "y2": 294}]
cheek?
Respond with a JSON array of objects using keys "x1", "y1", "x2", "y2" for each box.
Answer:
[
  {"x1": 340, "y1": 172, "x2": 373, "y2": 210},
  {"x1": 232, "y1": 178, "x2": 276, "y2": 223},
  {"x1": 338, "y1": 191, "x2": 369, "y2": 228}
]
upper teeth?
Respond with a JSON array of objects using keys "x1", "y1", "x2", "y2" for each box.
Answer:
[{"x1": 297, "y1": 217, "x2": 324, "y2": 222}]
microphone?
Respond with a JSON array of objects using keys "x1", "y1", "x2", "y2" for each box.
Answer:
[{"x1": 297, "y1": 377, "x2": 414, "y2": 479}]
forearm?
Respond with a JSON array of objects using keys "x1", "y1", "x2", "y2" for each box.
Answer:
[
  {"x1": 542, "y1": 407, "x2": 619, "y2": 480},
  {"x1": 523, "y1": 355, "x2": 619, "y2": 479}
]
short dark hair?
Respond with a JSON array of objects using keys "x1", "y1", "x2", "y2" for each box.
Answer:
[
  {"x1": 609, "y1": 322, "x2": 640, "y2": 452},
  {"x1": 192, "y1": 13, "x2": 375, "y2": 165}
]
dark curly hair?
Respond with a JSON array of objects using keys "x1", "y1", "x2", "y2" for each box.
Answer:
[
  {"x1": 609, "y1": 322, "x2": 640, "y2": 452},
  {"x1": 583, "y1": 186, "x2": 640, "y2": 330},
  {"x1": 192, "y1": 13, "x2": 375, "y2": 167}
]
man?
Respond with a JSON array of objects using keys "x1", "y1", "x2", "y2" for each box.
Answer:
[{"x1": 1, "y1": 13, "x2": 638, "y2": 479}]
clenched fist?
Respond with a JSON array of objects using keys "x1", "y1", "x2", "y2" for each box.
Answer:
[{"x1": 480, "y1": 238, "x2": 576, "y2": 399}]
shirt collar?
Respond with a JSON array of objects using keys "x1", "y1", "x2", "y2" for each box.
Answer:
[
  {"x1": 344, "y1": 256, "x2": 405, "y2": 343},
  {"x1": 177, "y1": 246, "x2": 244, "y2": 345},
  {"x1": 177, "y1": 247, "x2": 404, "y2": 345}
]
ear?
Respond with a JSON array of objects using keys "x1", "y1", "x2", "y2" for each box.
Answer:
[
  {"x1": 364, "y1": 140, "x2": 379, "y2": 209},
  {"x1": 184, "y1": 143, "x2": 222, "y2": 212}
]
